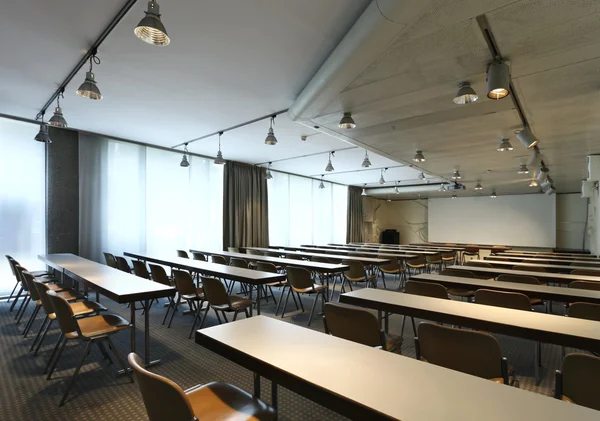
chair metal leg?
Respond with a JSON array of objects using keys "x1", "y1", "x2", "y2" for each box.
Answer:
[
  {"x1": 233, "y1": 310, "x2": 239, "y2": 321},
  {"x1": 222, "y1": 311, "x2": 229, "y2": 323},
  {"x1": 188, "y1": 301, "x2": 204, "y2": 339},
  {"x1": 214, "y1": 309, "x2": 223, "y2": 324},
  {"x1": 23, "y1": 305, "x2": 41, "y2": 337},
  {"x1": 7, "y1": 281, "x2": 19, "y2": 303},
  {"x1": 307, "y1": 293, "x2": 321, "y2": 327},
  {"x1": 47, "y1": 335, "x2": 69, "y2": 379},
  {"x1": 59, "y1": 340, "x2": 93, "y2": 406},
  {"x1": 274, "y1": 286, "x2": 285, "y2": 316},
  {"x1": 106, "y1": 336, "x2": 133, "y2": 383},
  {"x1": 162, "y1": 296, "x2": 174, "y2": 325},
  {"x1": 281, "y1": 288, "x2": 292, "y2": 318},
  {"x1": 9, "y1": 286, "x2": 24, "y2": 312},
  {"x1": 167, "y1": 296, "x2": 181, "y2": 328},
  {"x1": 96, "y1": 341, "x2": 113, "y2": 364},
  {"x1": 31, "y1": 316, "x2": 49, "y2": 352},
  {"x1": 199, "y1": 306, "x2": 211, "y2": 329},
  {"x1": 15, "y1": 295, "x2": 30, "y2": 322}
]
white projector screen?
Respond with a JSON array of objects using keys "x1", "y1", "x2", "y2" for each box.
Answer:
[{"x1": 428, "y1": 195, "x2": 556, "y2": 248}]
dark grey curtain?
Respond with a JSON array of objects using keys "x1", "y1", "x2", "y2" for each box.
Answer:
[
  {"x1": 346, "y1": 186, "x2": 364, "y2": 243},
  {"x1": 223, "y1": 161, "x2": 269, "y2": 250}
]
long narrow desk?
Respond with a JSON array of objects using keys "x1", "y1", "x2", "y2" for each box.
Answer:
[
  {"x1": 251, "y1": 246, "x2": 426, "y2": 258},
  {"x1": 346, "y1": 243, "x2": 464, "y2": 252},
  {"x1": 496, "y1": 252, "x2": 600, "y2": 261},
  {"x1": 195, "y1": 316, "x2": 598, "y2": 421},
  {"x1": 340, "y1": 288, "x2": 600, "y2": 353},
  {"x1": 124, "y1": 252, "x2": 285, "y2": 316},
  {"x1": 189, "y1": 248, "x2": 367, "y2": 269},
  {"x1": 468, "y1": 259, "x2": 598, "y2": 274},
  {"x1": 230, "y1": 248, "x2": 393, "y2": 265},
  {"x1": 486, "y1": 255, "x2": 600, "y2": 267},
  {"x1": 413, "y1": 242, "x2": 512, "y2": 251},
  {"x1": 39, "y1": 253, "x2": 175, "y2": 367},
  {"x1": 504, "y1": 250, "x2": 595, "y2": 257},
  {"x1": 447, "y1": 265, "x2": 600, "y2": 286},
  {"x1": 295, "y1": 245, "x2": 438, "y2": 256},
  {"x1": 413, "y1": 273, "x2": 600, "y2": 305}
]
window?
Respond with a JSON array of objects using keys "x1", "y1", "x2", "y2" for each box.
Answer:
[{"x1": 267, "y1": 172, "x2": 347, "y2": 246}]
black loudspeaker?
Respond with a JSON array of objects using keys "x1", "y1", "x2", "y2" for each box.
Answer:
[{"x1": 381, "y1": 229, "x2": 399, "y2": 245}]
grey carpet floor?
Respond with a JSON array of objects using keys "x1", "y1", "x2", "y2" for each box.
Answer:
[{"x1": 0, "y1": 274, "x2": 571, "y2": 421}]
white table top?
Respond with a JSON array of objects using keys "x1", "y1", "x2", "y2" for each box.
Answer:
[{"x1": 195, "y1": 316, "x2": 598, "y2": 421}]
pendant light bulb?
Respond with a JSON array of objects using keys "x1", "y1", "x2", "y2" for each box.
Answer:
[
  {"x1": 180, "y1": 143, "x2": 190, "y2": 167},
  {"x1": 34, "y1": 113, "x2": 52, "y2": 143},
  {"x1": 319, "y1": 175, "x2": 325, "y2": 190},
  {"x1": 438, "y1": 184, "x2": 446, "y2": 192},
  {"x1": 529, "y1": 178, "x2": 539, "y2": 188},
  {"x1": 264, "y1": 116, "x2": 278, "y2": 145},
  {"x1": 325, "y1": 151, "x2": 334, "y2": 172},
  {"x1": 135, "y1": 0, "x2": 170, "y2": 46},
  {"x1": 451, "y1": 193, "x2": 457, "y2": 199},
  {"x1": 214, "y1": 132, "x2": 225, "y2": 165},
  {"x1": 361, "y1": 184, "x2": 367, "y2": 196},
  {"x1": 338, "y1": 112, "x2": 356, "y2": 129},
  {"x1": 413, "y1": 150, "x2": 425, "y2": 162},
  {"x1": 48, "y1": 90, "x2": 68, "y2": 128},
  {"x1": 452, "y1": 170, "x2": 461, "y2": 180},
  {"x1": 361, "y1": 150, "x2": 372, "y2": 168},
  {"x1": 490, "y1": 190, "x2": 498, "y2": 198},
  {"x1": 486, "y1": 61, "x2": 510, "y2": 100},
  {"x1": 265, "y1": 162, "x2": 273, "y2": 180},
  {"x1": 379, "y1": 168, "x2": 386, "y2": 185},
  {"x1": 76, "y1": 53, "x2": 102, "y2": 100},
  {"x1": 518, "y1": 163, "x2": 529, "y2": 174},
  {"x1": 474, "y1": 181, "x2": 483, "y2": 190},
  {"x1": 497, "y1": 138, "x2": 513, "y2": 152},
  {"x1": 453, "y1": 82, "x2": 478, "y2": 105},
  {"x1": 395, "y1": 181, "x2": 400, "y2": 194}
]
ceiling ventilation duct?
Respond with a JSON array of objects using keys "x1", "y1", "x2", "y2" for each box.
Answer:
[{"x1": 365, "y1": 183, "x2": 456, "y2": 196}]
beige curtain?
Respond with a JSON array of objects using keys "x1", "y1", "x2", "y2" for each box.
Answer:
[
  {"x1": 346, "y1": 186, "x2": 364, "y2": 243},
  {"x1": 223, "y1": 161, "x2": 269, "y2": 249}
]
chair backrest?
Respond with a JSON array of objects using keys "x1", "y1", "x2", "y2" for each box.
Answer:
[
  {"x1": 229, "y1": 258, "x2": 248, "y2": 269},
  {"x1": 571, "y1": 269, "x2": 600, "y2": 277},
  {"x1": 379, "y1": 256, "x2": 400, "y2": 272},
  {"x1": 246, "y1": 249, "x2": 262, "y2": 256},
  {"x1": 13, "y1": 264, "x2": 29, "y2": 292},
  {"x1": 211, "y1": 255, "x2": 228, "y2": 265},
  {"x1": 227, "y1": 247, "x2": 240, "y2": 253},
  {"x1": 417, "y1": 322, "x2": 503, "y2": 381},
  {"x1": 569, "y1": 280, "x2": 600, "y2": 291},
  {"x1": 405, "y1": 280, "x2": 448, "y2": 299},
  {"x1": 514, "y1": 265, "x2": 546, "y2": 272},
  {"x1": 128, "y1": 353, "x2": 195, "y2": 421},
  {"x1": 568, "y1": 302, "x2": 600, "y2": 322},
  {"x1": 475, "y1": 289, "x2": 531, "y2": 311},
  {"x1": 47, "y1": 290, "x2": 78, "y2": 335},
  {"x1": 311, "y1": 256, "x2": 332, "y2": 264},
  {"x1": 426, "y1": 253, "x2": 441, "y2": 264},
  {"x1": 256, "y1": 262, "x2": 277, "y2": 274},
  {"x1": 20, "y1": 271, "x2": 41, "y2": 301},
  {"x1": 172, "y1": 270, "x2": 197, "y2": 296},
  {"x1": 323, "y1": 303, "x2": 382, "y2": 348},
  {"x1": 176, "y1": 250, "x2": 188, "y2": 259},
  {"x1": 558, "y1": 353, "x2": 600, "y2": 411},
  {"x1": 342, "y1": 260, "x2": 365, "y2": 278},
  {"x1": 32, "y1": 279, "x2": 55, "y2": 315},
  {"x1": 464, "y1": 246, "x2": 479, "y2": 254},
  {"x1": 148, "y1": 264, "x2": 170, "y2": 286},
  {"x1": 191, "y1": 252, "x2": 207, "y2": 262},
  {"x1": 406, "y1": 255, "x2": 426, "y2": 267},
  {"x1": 6, "y1": 255, "x2": 17, "y2": 276},
  {"x1": 103, "y1": 252, "x2": 117, "y2": 268},
  {"x1": 286, "y1": 266, "x2": 313, "y2": 290},
  {"x1": 496, "y1": 274, "x2": 540, "y2": 285},
  {"x1": 571, "y1": 261, "x2": 600, "y2": 268},
  {"x1": 441, "y1": 269, "x2": 475, "y2": 278},
  {"x1": 441, "y1": 252, "x2": 455, "y2": 260},
  {"x1": 132, "y1": 260, "x2": 150, "y2": 279},
  {"x1": 465, "y1": 261, "x2": 492, "y2": 268},
  {"x1": 285, "y1": 254, "x2": 304, "y2": 260},
  {"x1": 200, "y1": 276, "x2": 229, "y2": 307},
  {"x1": 115, "y1": 256, "x2": 131, "y2": 273},
  {"x1": 264, "y1": 251, "x2": 283, "y2": 258}
]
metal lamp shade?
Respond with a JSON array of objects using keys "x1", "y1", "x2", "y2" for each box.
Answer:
[
  {"x1": 453, "y1": 82, "x2": 478, "y2": 104},
  {"x1": 529, "y1": 178, "x2": 539, "y2": 187},
  {"x1": 516, "y1": 126, "x2": 539, "y2": 149},
  {"x1": 474, "y1": 182, "x2": 483, "y2": 190},
  {"x1": 135, "y1": 1, "x2": 170, "y2": 46},
  {"x1": 518, "y1": 164, "x2": 529, "y2": 174},
  {"x1": 266, "y1": 169, "x2": 273, "y2": 180},
  {"x1": 319, "y1": 180, "x2": 325, "y2": 189},
  {"x1": 452, "y1": 170, "x2": 461, "y2": 180},
  {"x1": 487, "y1": 62, "x2": 510, "y2": 100},
  {"x1": 490, "y1": 191, "x2": 497, "y2": 198},
  {"x1": 537, "y1": 167, "x2": 549, "y2": 183},
  {"x1": 418, "y1": 172, "x2": 425, "y2": 180},
  {"x1": 76, "y1": 72, "x2": 102, "y2": 100},
  {"x1": 379, "y1": 174, "x2": 385, "y2": 185},
  {"x1": 180, "y1": 154, "x2": 190, "y2": 167},
  {"x1": 264, "y1": 128, "x2": 278, "y2": 145},
  {"x1": 497, "y1": 138, "x2": 513, "y2": 152},
  {"x1": 413, "y1": 150, "x2": 425, "y2": 162},
  {"x1": 361, "y1": 188, "x2": 367, "y2": 196},
  {"x1": 338, "y1": 112, "x2": 356, "y2": 129},
  {"x1": 214, "y1": 150, "x2": 225, "y2": 165},
  {"x1": 48, "y1": 106, "x2": 68, "y2": 128},
  {"x1": 361, "y1": 154, "x2": 372, "y2": 168},
  {"x1": 325, "y1": 159, "x2": 334, "y2": 172},
  {"x1": 34, "y1": 123, "x2": 51, "y2": 143}
]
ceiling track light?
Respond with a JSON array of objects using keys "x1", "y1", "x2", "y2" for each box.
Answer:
[
  {"x1": 394, "y1": 181, "x2": 400, "y2": 194},
  {"x1": 490, "y1": 190, "x2": 498, "y2": 198},
  {"x1": 379, "y1": 168, "x2": 387, "y2": 185},
  {"x1": 361, "y1": 184, "x2": 367, "y2": 196},
  {"x1": 497, "y1": 137, "x2": 513, "y2": 152},
  {"x1": 135, "y1": 0, "x2": 170, "y2": 46},
  {"x1": 451, "y1": 193, "x2": 457, "y2": 199},
  {"x1": 518, "y1": 163, "x2": 529, "y2": 174},
  {"x1": 34, "y1": 112, "x2": 52, "y2": 143},
  {"x1": 515, "y1": 125, "x2": 539, "y2": 149},
  {"x1": 452, "y1": 169, "x2": 461, "y2": 180},
  {"x1": 338, "y1": 112, "x2": 356, "y2": 129},
  {"x1": 76, "y1": 50, "x2": 102, "y2": 100},
  {"x1": 180, "y1": 143, "x2": 190, "y2": 167},
  {"x1": 413, "y1": 150, "x2": 425, "y2": 162},
  {"x1": 325, "y1": 151, "x2": 335, "y2": 172},
  {"x1": 319, "y1": 175, "x2": 325, "y2": 190},
  {"x1": 537, "y1": 165, "x2": 549, "y2": 183},
  {"x1": 265, "y1": 162, "x2": 273, "y2": 180},
  {"x1": 361, "y1": 150, "x2": 372, "y2": 168},
  {"x1": 264, "y1": 116, "x2": 278, "y2": 145},
  {"x1": 486, "y1": 61, "x2": 510, "y2": 100},
  {"x1": 48, "y1": 88, "x2": 68, "y2": 128},
  {"x1": 214, "y1": 132, "x2": 225, "y2": 165},
  {"x1": 474, "y1": 181, "x2": 483, "y2": 190},
  {"x1": 453, "y1": 81, "x2": 478, "y2": 104}
]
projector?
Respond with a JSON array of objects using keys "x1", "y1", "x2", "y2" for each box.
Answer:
[{"x1": 446, "y1": 183, "x2": 466, "y2": 191}]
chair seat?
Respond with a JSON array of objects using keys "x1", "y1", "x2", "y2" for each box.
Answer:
[
  {"x1": 182, "y1": 288, "x2": 205, "y2": 301},
  {"x1": 30, "y1": 270, "x2": 52, "y2": 277},
  {"x1": 380, "y1": 268, "x2": 400, "y2": 275},
  {"x1": 185, "y1": 381, "x2": 276, "y2": 421},
  {"x1": 345, "y1": 276, "x2": 366, "y2": 282},
  {"x1": 530, "y1": 298, "x2": 544, "y2": 306},
  {"x1": 70, "y1": 300, "x2": 107, "y2": 316},
  {"x1": 448, "y1": 288, "x2": 476, "y2": 298},
  {"x1": 47, "y1": 283, "x2": 64, "y2": 292},
  {"x1": 407, "y1": 264, "x2": 426, "y2": 269},
  {"x1": 212, "y1": 296, "x2": 253, "y2": 311},
  {"x1": 266, "y1": 280, "x2": 287, "y2": 287},
  {"x1": 66, "y1": 314, "x2": 130, "y2": 339},
  {"x1": 293, "y1": 284, "x2": 327, "y2": 294},
  {"x1": 56, "y1": 290, "x2": 82, "y2": 302}
]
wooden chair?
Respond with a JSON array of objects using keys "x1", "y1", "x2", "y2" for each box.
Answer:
[
  {"x1": 256, "y1": 262, "x2": 293, "y2": 316},
  {"x1": 425, "y1": 253, "x2": 442, "y2": 273},
  {"x1": 323, "y1": 303, "x2": 401, "y2": 352},
  {"x1": 571, "y1": 269, "x2": 600, "y2": 277},
  {"x1": 127, "y1": 352, "x2": 276, "y2": 421},
  {"x1": 211, "y1": 255, "x2": 228, "y2": 265},
  {"x1": 132, "y1": 260, "x2": 151, "y2": 279},
  {"x1": 475, "y1": 289, "x2": 532, "y2": 311},
  {"x1": 282, "y1": 266, "x2": 328, "y2": 326},
  {"x1": 440, "y1": 269, "x2": 476, "y2": 301},
  {"x1": 405, "y1": 255, "x2": 426, "y2": 276},
  {"x1": 199, "y1": 276, "x2": 252, "y2": 328},
  {"x1": 169, "y1": 270, "x2": 206, "y2": 339},
  {"x1": 191, "y1": 252, "x2": 207, "y2": 262},
  {"x1": 8, "y1": 259, "x2": 56, "y2": 313},
  {"x1": 229, "y1": 257, "x2": 249, "y2": 268},
  {"x1": 465, "y1": 261, "x2": 493, "y2": 268},
  {"x1": 46, "y1": 291, "x2": 131, "y2": 406},
  {"x1": 514, "y1": 265, "x2": 546, "y2": 272},
  {"x1": 340, "y1": 260, "x2": 376, "y2": 294},
  {"x1": 379, "y1": 256, "x2": 406, "y2": 290},
  {"x1": 13, "y1": 265, "x2": 63, "y2": 325},
  {"x1": 555, "y1": 353, "x2": 600, "y2": 411},
  {"x1": 441, "y1": 251, "x2": 456, "y2": 268},
  {"x1": 285, "y1": 253, "x2": 304, "y2": 260},
  {"x1": 462, "y1": 246, "x2": 480, "y2": 263},
  {"x1": 570, "y1": 261, "x2": 600, "y2": 268},
  {"x1": 227, "y1": 247, "x2": 240, "y2": 253},
  {"x1": 148, "y1": 264, "x2": 177, "y2": 325},
  {"x1": 496, "y1": 274, "x2": 546, "y2": 309},
  {"x1": 115, "y1": 256, "x2": 132, "y2": 273},
  {"x1": 416, "y1": 322, "x2": 510, "y2": 385},
  {"x1": 402, "y1": 280, "x2": 449, "y2": 339},
  {"x1": 176, "y1": 250, "x2": 189, "y2": 258},
  {"x1": 103, "y1": 252, "x2": 117, "y2": 268}
]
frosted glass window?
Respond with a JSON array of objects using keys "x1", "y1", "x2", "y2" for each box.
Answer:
[{"x1": 0, "y1": 118, "x2": 46, "y2": 294}]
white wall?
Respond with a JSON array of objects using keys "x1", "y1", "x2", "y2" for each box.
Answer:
[
  {"x1": 362, "y1": 197, "x2": 428, "y2": 244},
  {"x1": 556, "y1": 193, "x2": 588, "y2": 250}
]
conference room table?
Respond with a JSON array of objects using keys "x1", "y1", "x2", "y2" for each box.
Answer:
[
  {"x1": 347, "y1": 243, "x2": 464, "y2": 252},
  {"x1": 240, "y1": 247, "x2": 394, "y2": 265},
  {"x1": 124, "y1": 252, "x2": 285, "y2": 316},
  {"x1": 412, "y1": 242, "x2": 512, "y2": 251},
  {"x1": 503, "y1": 250, "x2": 595, "y2": 257},
  {"x1": 467, "y1": 259, "x2": 599, "y2": 274},
  {"x1": 412, "y1": 273, "x2": 600, "y2": 305},
  {"x1": 39, "y1": 253, "x2": 175, "y2": 368},
  {"x1": 298, "y1": 244, "x2": 438, "y2": 256},
  {"x1": 446, "y1": 265, "x2": 600, "y2": 286},
  {"x1": 486, "y1": 255, "x2": 600, "y2": 267},
  {"x1": 264, "y1": 245, "x2": 430, "y2": 258},
  {"x1": 194, "y1": 316, "x2": 597, "y2": 421},
  {"x1": 496, "y1": 251, "x2": 600, "y2": 261}
]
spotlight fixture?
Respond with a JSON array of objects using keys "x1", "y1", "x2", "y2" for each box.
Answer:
[
  {"x1": 418, "y1": 172, "x2": 425, "y2": 181},
  {"x1": 413, "y1": 150, "x2": 425, "y2": 163},
  {"x1": 265, "y1": 162, "x2": 273, "y2": 180},
  {"x1": 453, "y1": 82, "x2": 478, "y2": 105},
  {"x1": 319, "y1": 175, "x2": 325, "y2": 190},
  {"x1": 490, "y1": 190, "x2": 498, "y2": 198},
  {"x1": 438, "y1": 184, "x2": 446, "y2": 192},
  {"x1": 135, "y1": 1, "x2": 170, "y2": 46},
  {"x1": 325, "y1": 151, "x2": 335, "y2": 172},
  {"x1": 474, "y1": 181, "x2": 483, "y2": 190},
  {"x1": 361, "y1": 184, "x2": 367, "y2": 196},
  {"x1": 361, "y1": 150, "x2": 372, "y2": 168},
  {"x1": 451, "y1": 169, "x2": 461, "y2": 180},
  {"x1": 496, "y1": 138, "x2": 513, "y2": 152},
  {"x1": 76, "y1": 51, "x2": 102, "y2": 100},
  {"x1": 545, "y1": 186, "x2": 556, "y2": 195},
  {"x1": 451, "y1": 193, "x2": 457, "y2": 199},
  {"x1": 180, "y1": 143, "x2": 190, "y2": 167},
  {"x1": 379, "y1": 168, "x2": 386, "y2": 185},
  {"x1": 264, "y1": 116, "x2": 278, "y2": 145},
  {"x1": 34, "y1": 113, "x2": 51, "y2": 143},
  {"x1": 537, "y1": 165, "x2": 549, "y2": 183},
  {"x1": 48, "y1": 89, "x2": 67, "y2": 128},
  {"x1": 529, "y1": 178, "x2": 539, "y2": 188},
  {"x1": 214, "y1": 132, "x2": 225, "y2": 165},
  {"x1": 338, "y1": 112, "x2": 356, "y2": 129},
  {"x1": 486, "y1": 61, "x2": 510, "y2": 100},
  {"x1": 518, "y1": 163, "x2": 529, "y2": 174},
  {"x1": 394, "y1": 181, "x2": 400, "y2": 194},
  {"x1": 515, "y1": 125, "x2": 539, "y2": 149}
]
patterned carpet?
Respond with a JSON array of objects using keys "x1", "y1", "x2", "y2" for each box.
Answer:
[{"x1": 0, "y1": 273, "x2": 570, "y2": 421}]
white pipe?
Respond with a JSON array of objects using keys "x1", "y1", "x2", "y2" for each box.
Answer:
[{"x1": 366, "y1": 184, "x2": 444, "y2": 195}]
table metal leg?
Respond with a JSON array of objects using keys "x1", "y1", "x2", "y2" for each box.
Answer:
[
  {"x1": 271, "y1": 381, "x2": 278, "y2": 413},
  {"x1": 254, "y1": 373, "x2": 261, "y2": 398},
  {"x1": 384, "y1": 311, "x2": 389, "y2": 333},
  {"x1": 130, "y1": 303, "x2": 136, "y2": 354},
  {"x1": 248, "y1": 285, "x2": 254, "y2": 317},
  {"x1": 257, "y1": 284, "x2": 262, "y2": 316},
  {"x1": 144, "y1": 298, "x2": 161, "y2": 368}
]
